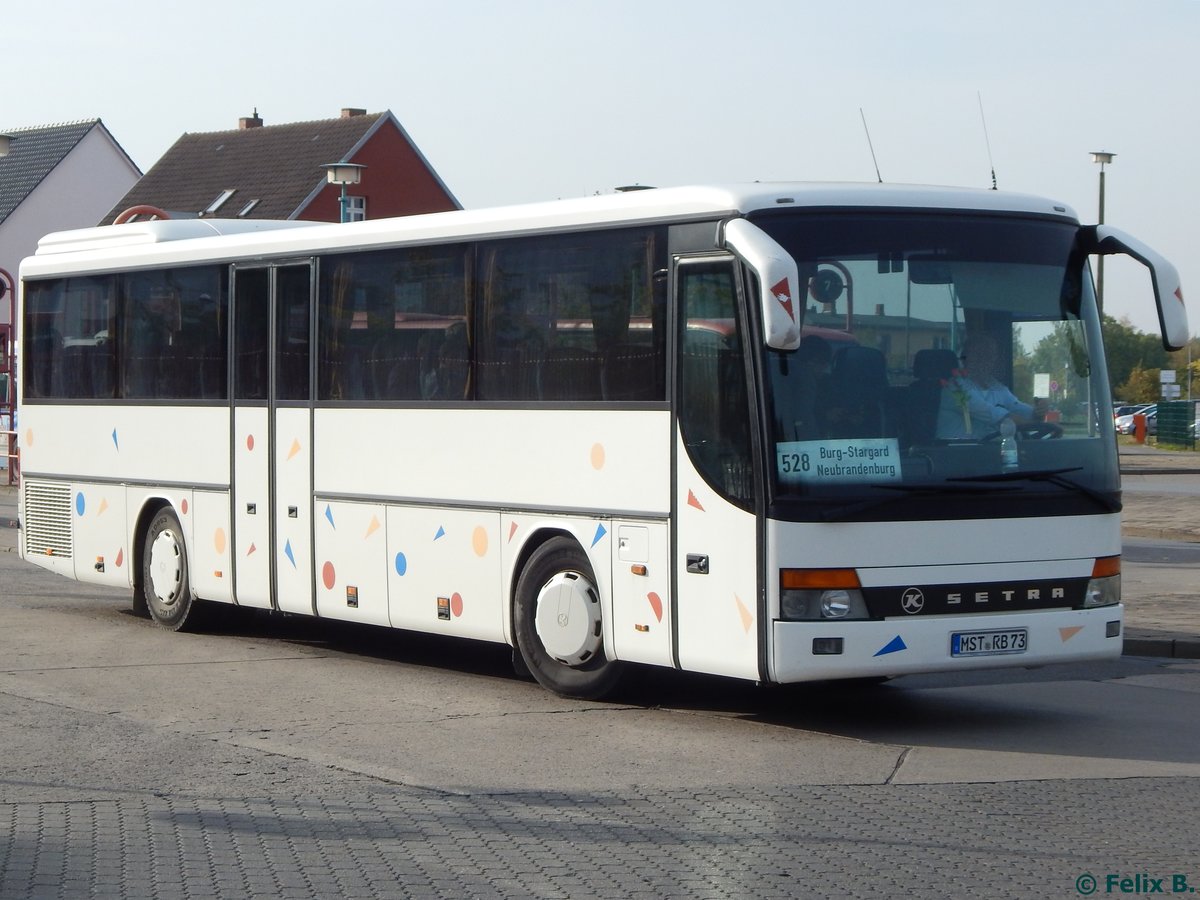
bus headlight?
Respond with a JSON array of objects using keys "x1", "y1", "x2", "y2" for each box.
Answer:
[
  {"x1": 1083, "y1": 556, "x2": 1121, "y2": 609},
  {"x1": 779, "y1": 569, "x2": 870, "y2": 621},
  {"x1": 1083, "y1": 575, "x2": 1120, "y2": 608}
]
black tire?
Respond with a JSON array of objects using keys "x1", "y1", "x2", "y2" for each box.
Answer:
[
  {"x1": 141, "y1": 508, "x2": 201, "y2": 632},
  {"x1": 513, "y1": 537, "x2": 622, "y2": 700}
]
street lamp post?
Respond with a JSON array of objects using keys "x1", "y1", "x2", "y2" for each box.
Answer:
[
  {"x1": 1090, "y1": 151, "x2": 1116, "y2": 316},
  {"x1": 322, "y1": 162, "x2": 366, "y2": 223}
]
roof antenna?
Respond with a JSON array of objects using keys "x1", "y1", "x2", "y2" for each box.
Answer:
[
  {"x1": 860, "y1": 108, "x2": 883, "y2": 183},
  {"x1": 977, "y1": 92, "x2": 998, "y2": 190}
]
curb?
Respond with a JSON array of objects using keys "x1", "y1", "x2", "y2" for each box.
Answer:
[
  {"x1": 1122, "y1": 525, "x2": 1200, "y2": 544},
  {"x1": 1124, "y1": 635, "x2": 1200, "y2": 660}
]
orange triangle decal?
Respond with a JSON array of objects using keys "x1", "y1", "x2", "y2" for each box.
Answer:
[
  {"x1": 734, "y1": 594, "x2": 753, "y2": 633},
  {"x1": 1059, "y1": 626, "x2": 1084, "y2": 643},
  {"x1": 287, "y1": 438, "x2": 302, "y2": 460},
  {"x1": 364, "y1": 515, "x2": 381, "y2": 539},
  {"x1": 687, "y1": 490, "x2": 705, "y2": 511}
]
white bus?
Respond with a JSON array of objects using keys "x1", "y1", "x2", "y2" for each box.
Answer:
[{"x1": 16, "y1": 184, "x2": 1188, "y2": 698}]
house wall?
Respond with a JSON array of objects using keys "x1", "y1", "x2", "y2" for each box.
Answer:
[
  {"x1": 0, "y1": 127, "x2": 141, "y2": 326},
  {"x1": 300, "y1": 120, "x2": 460, "y2": 223}
]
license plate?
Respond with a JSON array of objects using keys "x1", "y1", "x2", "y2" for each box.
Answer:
[{"x1": 951, "y1": 628, "x2": 1028, "y2": 657}]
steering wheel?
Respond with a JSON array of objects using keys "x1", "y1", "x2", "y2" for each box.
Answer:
[
  {"x1": 983, "y1": 422, "x2": 1063, "y2": 441},
  {"x1": 1019, "y1": 422, "x2": 1063, "y2": 440}
]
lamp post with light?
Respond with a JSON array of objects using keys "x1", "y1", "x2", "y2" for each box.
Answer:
[
  {"x1": 1090, "y1": 151, "x2": 1115, "y2": 315},
  {"x1": 1, "y1": 133, "x2": 17, "y2": 483},
  {"x1": 322, "y1": 162, "x2": 366, "y2": 223}
]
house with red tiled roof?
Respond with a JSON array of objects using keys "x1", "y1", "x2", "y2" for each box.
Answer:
[{"x1": 100, "y1": 108, "x2": 460, "y2": 225}]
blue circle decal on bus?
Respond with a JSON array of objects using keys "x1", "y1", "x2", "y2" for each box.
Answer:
[
  {"x1": 75, "y1": 492, "x2": 86, "y2": 516},
  {"x1": 395, "y1": 552, "x2": 408, "y2": 576}
]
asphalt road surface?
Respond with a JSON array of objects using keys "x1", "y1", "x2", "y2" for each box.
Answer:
[{"x1": 2, "y1": 541, "x2": 1198, "y2": 899}]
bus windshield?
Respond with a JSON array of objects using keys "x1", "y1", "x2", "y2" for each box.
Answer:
[{"x1": 750, "y1": 211, "x2": 1117, "y2": 522}]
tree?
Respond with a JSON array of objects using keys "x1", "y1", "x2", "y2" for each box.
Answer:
[
  {"x1": 1102, "y1": 315, "x2": 1170, "y2": 399},
  {"x1": 1117, "y1": 364, "x2": 1161, "y2": 404}
]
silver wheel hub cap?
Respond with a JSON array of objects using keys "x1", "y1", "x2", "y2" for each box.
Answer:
[
  {"x1": 534, "y1": 571, "x2": 603, "y2": 666},
  {"x1": 149, "y1": 530, "x2": 183, "y2": 606}
]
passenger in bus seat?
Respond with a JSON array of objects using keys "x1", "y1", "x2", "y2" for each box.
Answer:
[{"x1": 935, "y1": 334, "x2": 1044, "y2": 439}]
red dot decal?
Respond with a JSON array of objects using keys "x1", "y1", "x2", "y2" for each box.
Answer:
[
  {"x1": 180, "y1": 499, "x2": 189, "y2": 515},
  {"x1": 246, "y1": 434, "x2": 255, "y2": 451},
  {"x1": 647, "y1": 592, "x2": 663, "y2": 623},
  {"x1": 450, "y1": 592, "x2": 463, "y2": 617},
  {"x1": 115, "y1": 548, "x2": 124, "y2": 568},
  {"x1": 322, "y1": 561, "x2": 336, "y2": 590}
]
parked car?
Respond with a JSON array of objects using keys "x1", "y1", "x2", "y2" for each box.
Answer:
[
  {"x1": 1116, "y1": 404, "x2": 1156, "y2": 435},
  {"x1": 1113, "y1": 403, "x2": 1152, "y2": 425}
]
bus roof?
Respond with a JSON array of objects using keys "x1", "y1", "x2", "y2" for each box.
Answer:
[{"x1": 23, "y1": 182, "x2": 1080, "y2": 278}]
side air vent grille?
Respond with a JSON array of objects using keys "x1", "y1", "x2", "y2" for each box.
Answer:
[{"x1": 23, "y1": 481, "x2": 74, "y2": 559}]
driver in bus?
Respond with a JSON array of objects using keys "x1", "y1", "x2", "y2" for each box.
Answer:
[{"x1": 936, "y1": 333, "x2": 1045, "y2": 439}]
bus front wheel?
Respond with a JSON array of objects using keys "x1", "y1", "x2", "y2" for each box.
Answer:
[
  {"x1": 141, "y1": 508, "x2": 200, "y2": 632},
  {"x1": 514, "y1": 537, "x2": 622, "y2": 700}
]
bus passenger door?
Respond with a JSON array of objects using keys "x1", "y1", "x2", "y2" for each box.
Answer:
[
  {"x1": 231, "y1": 262, "x2": 315, "y2": 615},
  {"x1": 672, "y1": 258, "x2": 763, "y2": 683}
]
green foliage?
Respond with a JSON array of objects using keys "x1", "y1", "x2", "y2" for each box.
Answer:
[
  {"x1": 1117, "y1": 364, "x2": 1162, "y2": 403},
  {"x1": 1102, "y1": 315, "x2": 1171, "y2": 398}
]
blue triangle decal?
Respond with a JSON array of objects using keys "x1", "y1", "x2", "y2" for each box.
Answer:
[
  {"x1": 874, "y1": 635, "x2": 907, "y2": 657},
  {"x1": 284, "y1": 539, "x2": 296, "y2": 568},
  {"x1": 434, "y1": 526, "x2": 446, "y2": 541},
  {"x1": 111, "y1": 429, "x2": 119, "y2": 451},
  {"x1": 324, "y1": 504, "x2": 335, "y2": 528},
  {"x1": 591, "y1": 523, "x2": 608, "y2": 548}
]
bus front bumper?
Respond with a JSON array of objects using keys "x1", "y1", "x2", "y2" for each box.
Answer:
[{"x1": 770, "y1": 605, "x2": 1124, "y2": 684}]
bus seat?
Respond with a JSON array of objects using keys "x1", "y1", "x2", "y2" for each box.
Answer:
[
  {"x1": 824, "y1": 345, "x2": 888, "y2": 438},
  {"x1": 602, "y1": 343, "x2": 663, "y2": 401},
  {"x1": 903, "y1": 348, "x2": 959, "y2": 445},
  {"x1": 542, "y1": 346, "x2": 601, "y2": 401}
]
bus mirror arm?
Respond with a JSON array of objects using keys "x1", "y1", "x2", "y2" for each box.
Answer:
[
  {"x1": 723, "y1": 219, "x2": 803, "y2": 351},
  {"x1": 1083, "y1": 225, "x2": 1189, "y2": 351}
]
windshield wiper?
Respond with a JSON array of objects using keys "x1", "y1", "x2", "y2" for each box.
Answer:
[
  {"x1": 948, "y1": 467, "x2": 1120, "y2": 513},
  {"x1": 818, "y1": 482, "x2": 1020, "y2": 522}
]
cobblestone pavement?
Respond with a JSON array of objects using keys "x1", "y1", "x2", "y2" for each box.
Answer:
[{"x1": 3, "y1": 777, "x2": 1198, "y2": 899}]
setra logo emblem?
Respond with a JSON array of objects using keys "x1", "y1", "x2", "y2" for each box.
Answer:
[{"x1": 900, "y1": 588, "x2": 925, "y2": 615}]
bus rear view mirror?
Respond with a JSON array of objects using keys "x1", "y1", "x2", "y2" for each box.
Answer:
[
  {"x1": 908, "y1": 256, "x2": 954, "y2": 285},
  {"x1": 1085, "y1": 225, "x2": 1188, "y2": 350},
  {"x1": 723, "y1": 219, "x2": 802, "y2": 350}
]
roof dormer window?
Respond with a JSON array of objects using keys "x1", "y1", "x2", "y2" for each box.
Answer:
[{"x1": 204, "y1": 188, "x2": 236, "y2": 215}]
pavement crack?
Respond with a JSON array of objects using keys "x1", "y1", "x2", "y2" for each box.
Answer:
[{"x1": 885, "y1": 746, "x2": 913, "y2": 784}]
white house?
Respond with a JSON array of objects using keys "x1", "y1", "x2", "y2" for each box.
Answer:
[{"x1": 0, "y1": 119, "x2": 141, "y2": 329}]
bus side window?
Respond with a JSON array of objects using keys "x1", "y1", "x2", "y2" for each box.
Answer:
[{"x1": 678, "y1": 261, "x2": 754, "y2": 506}]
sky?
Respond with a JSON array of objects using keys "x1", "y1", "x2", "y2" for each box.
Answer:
[{"x1": 5, "y1": 0, "x2": 1197, "y2": 337}]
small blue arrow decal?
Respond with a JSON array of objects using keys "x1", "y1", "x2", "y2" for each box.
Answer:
[
  {"x1": 111, "y1": 429, "x2": 119, "y2": 451},
  {"x1": 283, "y1": 539, "x2": 296, "y2": 568},
  {"x1": 324, "y1": 504, "x2": 335, "y2": 528},
  {"x1": 874, "y1": 635, "x2": 907, "y2": 657},
  {"x1": 434, "y1": 526, "x2": 446, "y2": 541},
  {"x1": 591, "y1": 523, "x2": 607, "y2": 548}
]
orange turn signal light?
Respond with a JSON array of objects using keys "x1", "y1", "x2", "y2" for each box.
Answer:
[
  {"x1": 780, "y1": 568, "x2": 861, "y2": 590},
  {"x1": 1091, "y1": 556, "x2": 1121, "y2": 578}
]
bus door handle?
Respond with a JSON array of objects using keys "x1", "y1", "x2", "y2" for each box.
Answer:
[{"x1": 686, "y1": 554, "x2": 709, "y2": 575}]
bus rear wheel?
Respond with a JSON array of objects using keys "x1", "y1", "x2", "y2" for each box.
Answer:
[
  {"x1": 141, "y1": 508, "x2": 201, "y2": 632},
  {"x1": 514, "y1": 537, "x2": 622, "y2": 700}
]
